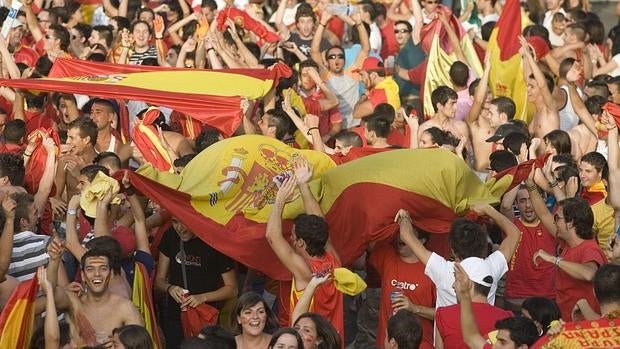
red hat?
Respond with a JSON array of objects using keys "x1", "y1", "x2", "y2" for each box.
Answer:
[
  {"x1": 526, "y1": 36, "x2": 550, "y2": 61},
  {"x1": 352, "y1": 57, "x2": 384, "y2": 73}
]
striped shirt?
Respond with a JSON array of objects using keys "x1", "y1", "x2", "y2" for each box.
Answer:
[{"x1": 9, "y1": 231, "x2": 51, "y2": 282}]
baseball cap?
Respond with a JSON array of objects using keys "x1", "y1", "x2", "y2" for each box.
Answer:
[
  {"x1": 352, "y1": 57, "x2": 384, "y2": 73},
  {"x1": 460, "y1": 257, "x2": 493, "y2": 287},
  {"x1": 485, "y1": 123, "x2": 522, "y2": 143}
]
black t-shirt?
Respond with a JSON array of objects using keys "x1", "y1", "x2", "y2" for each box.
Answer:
[
  {"x1": 288, "y1": 32, "x2": 330, "y2": 57},
  {"x1": 159, "y1": 227, "x2": 234, "y2": 296}
]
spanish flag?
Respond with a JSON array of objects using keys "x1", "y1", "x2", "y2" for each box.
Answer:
[
  {"x1": 531, "y1": 317, "x2": 620, "y2": 348},
  {"x1": 121, "y1": 136, "x2": 504, "y2": 280},
  {"x1": 421, "y1": 6, "x2": 483, "y2": 118},
  {"x1": 1, "y1": 60, "x2": 292, "y2": 137},
  {"x1": 132, "y1": 262, "x2": 163, "y2": 349},
  {"x1": 0, "y1": 277, "x2": 39, "y2": 348},
  {"x1": 488, "y1": 0, "x2": 529, "y2": 121}
]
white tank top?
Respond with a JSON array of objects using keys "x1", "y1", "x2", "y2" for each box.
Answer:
[{"x1": 558, "y1": 85, "x2": 581, "y2": 131}]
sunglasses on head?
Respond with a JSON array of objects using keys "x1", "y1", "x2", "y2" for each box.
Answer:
[
  {"x1": 327, "y1": 53, "x2": 345, "y2": 60},
  {"x1": 394, "y1": 28, "x2": 411, "y2": 34}
]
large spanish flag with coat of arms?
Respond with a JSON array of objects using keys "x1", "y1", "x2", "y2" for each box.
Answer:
[{"x1": 122, "y1": 135, "x2": 514, "y2": 280}]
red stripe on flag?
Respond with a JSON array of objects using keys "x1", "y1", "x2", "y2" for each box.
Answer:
[
  {"x1": 496, "y1": 0, "x2": 522, "y2": 60},
  {"x1": 0, "y1": 278, "x2": 39, "y2": 348}
]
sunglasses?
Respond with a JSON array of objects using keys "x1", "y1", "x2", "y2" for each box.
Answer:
[
  {"x1": 327, "y1": 53, "x2": 345, "y2": 60},
  {"x1": 394, "y1": 28, "x2": 411, "y2": 34}
]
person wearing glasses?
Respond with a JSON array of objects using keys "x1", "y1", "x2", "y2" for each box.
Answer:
[
  {"x1": 311, "y1": 10, "x2": 370, "y2": 129},
  {"x1": 499, "y1": 184, "x2": 557, "y2": 312},
  {"x1": 526, "y1": 169, "x2": 608, "y2": 322}
]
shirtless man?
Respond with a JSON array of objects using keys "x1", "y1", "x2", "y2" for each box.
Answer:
[
  {"x1": 61, "y1": 248, "x2": 143, "y2": 346},
  {"x1": 419, "y1": 85, "x2": 470, "y2": 151},
  {"x1": 520, "y1": 36, "x2": 559, "y2": 139},
  {"x1": 88, "y1": 99, "x2": 132, "y2": 164},
  {"x1": 467, "y1": 59, "x2": 516, "y2": 171},
  {"x1": 53, "y1": 118, "x2": 99, "y2": 212}
]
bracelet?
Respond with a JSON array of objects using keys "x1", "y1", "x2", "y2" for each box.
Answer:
[
  {"x1": 607, "y1": 126, "x2": 617, "y2": 130},
  {"x1": 24, "y1": 152, "x2": 32, "y2": 157},
  {"x1": 155, "y1": 36, "x2": 163, "y2": 40},
  {"x1": 549, "y1": 179, "x2": 558, "y2": 188},
  {"x1": 307, "y1": 127, "x2": 319, "y2": 135},
  {"x1": 121, "y1": 45, "x2": 131, "y2": 49},
  {"x1": 207, "y1": 47, "x2": 215, "y2": 53},
  {"x1": 67, "y1": 209, "x2": 77, "y2": 216},
  {"x1": 166, "y1": 284, "x2": 174, "y2": 294},
  {"x1": 526, "y1": 184, "x2": 537, "y2": 192},
  {"x1": 319, "y1": 22, "x2": 327, "y2": 27},
  {"x1": 555, "y1": 256, "x2": 562, "y2": 267}
]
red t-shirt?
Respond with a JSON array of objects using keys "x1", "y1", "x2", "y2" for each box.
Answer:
[
  {"x1": 301, "y1": 90, "x2": 343, "y2": 137},
  {"x1": 14, "y1": 45, "x2": 40, "y2": 67},
  {"x1": 557, "y1": 239, "x2": 607, "y2": 321},
  {"x1": 290, "y1": 252, "x2": 344, "y2": 340},
  {"x1": 24, "y1": 111, "x2": 55, "y2": 137},
  {"x1": 505, "y1": 219, "x2": 557, "y2": 299},
  {"x1": 328, "y1": 146, "x2": 395, "y2": 165},
  {"x1": 0, "y1": 142, "x2": 24, "y2": 154},
  {"x1": 386, "y1": 126, "x2": 411, "y2": 148},
  {"x1": 436, "y1": 302, "x2": 513, "y2": 349},
  {"x1": 369, "y1": 243, "x2": 436, "y2": 349}
]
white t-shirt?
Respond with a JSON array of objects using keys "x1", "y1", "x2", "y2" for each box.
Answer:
[
  {"x1": 424, "y1": 250, "x2": 508, "y2": 308},
  {"x1": 610, "y1": 54, "x2": 620, "y2": 77}
]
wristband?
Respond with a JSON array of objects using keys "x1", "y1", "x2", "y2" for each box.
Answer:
[
  {"x1": 319, "y1": 22, "x2": 327, "y2": 27},
  {"x1": 155, "y1": 36, "x2": 163, "y2": 40},
  {"x1": 166, "y1": 284, "x2": 174, "y2": 294},
  {"x1": 549, "y1": 179, "x2": 558, "y2": 188},
  {"x1": 207, "y1": 47, "x2": 215, "y2": 53},
  {"x1": 307, "y1": 127, "x2": 319, "y2": 135},
  {"x1": 125, "y1": 187, "x2": 136, "y2": 196},
  {"x1": 24, "y1": 152, "x2": 32, "y2": 157},
  {"x1": 526, "y1": 184, "x2": 537, "y2": 192},
  {"x1": 67, "y1": 209, "x2": 77, "y2": 216},
  {"x1": 555, "y1": 256, "x2": 562, "y2": 267}
]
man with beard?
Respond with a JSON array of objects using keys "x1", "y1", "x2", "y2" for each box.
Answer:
[
  {"x1": 62, "y1": 248, "x2": 143, "y2": 347},
  {"x1": 500, "y1": 185, "x2": 557, "y2": 311},
  {"x1": 88, "y1": 99, "x2": 132, "y2": 163}
]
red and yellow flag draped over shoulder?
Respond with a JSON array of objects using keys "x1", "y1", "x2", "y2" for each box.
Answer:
[
  {"x1": 421, "y1": 6, "x2": 483, "y2": 118},
  {"x1": 123, "y1": 136, "x2": 509, "y2": 280},
  {"x1": 0, "y1": 278, "x2": 39, "y2": 348},
  {"x1": 488, "y1": 0, "x2": 529, "y2": 122},
  {"x1": 0, "y1": 60, "x2": 292, "y2": 136}
]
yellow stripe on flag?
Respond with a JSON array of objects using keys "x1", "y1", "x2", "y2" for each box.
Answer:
[
  {"x1": 132, "y1": 263, "x2": 163, "y2": 349},
  {"x1": 0, "y1": 278, "x2": 38, "y2": 348},
  {"x1": 51, "y1": 71, "x2": 276, "y2": 98}
]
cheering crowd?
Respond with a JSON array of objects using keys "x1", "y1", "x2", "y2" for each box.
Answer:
[{"x1": 0, "y1": 0, "x2": 620, "y2": 347}]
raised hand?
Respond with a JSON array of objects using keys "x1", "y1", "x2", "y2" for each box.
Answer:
[
  {"x1": 154, "y1": 15, "x2": 165, "y2": 38},
  {"x1": 293, "y1": 156, "x2": 313, "y2": 185}
]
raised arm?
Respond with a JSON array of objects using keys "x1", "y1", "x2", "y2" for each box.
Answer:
[
  {"x1": 395, "y1": 209, "x2": 432, "y2": 264},
  {"x1": 265, "y1": 177, "x2": 312, "y2": 287},
  {"x1": 466, "y1": 53, "x2": 491, "y2": 125},
  {"x1": 499, "y1": 186, "x2": 519, "y2": 222},
  {"x1": 293, "y1": 156, "x2": 323, "y2": 217},
  {"x1": 37, "y1": 267, "x2": 60, "y2": 349},
  {"x1": 0, "y1": 196, "x2": 16, "y2": 283},
  {"x1": 22, "y1": 0, "x2": 44, "y2": 42},
  {"x1": 65, "y1": 195, "x2": 87, "y2": 261},
  {"x1": 437, "y1": 12, "x2": 466, "y2": 64},
  {"x1": 123, "y1": 174, "x2": 150, "y2": 255},
  {"x1": 566, "y1": 82, "x2": 597, "y2": 136},
  {"x1": 311, "y1": 12, "x2": 332, "y2": 73},
  {"x1": 34, "y1": 137, "x2": 57, "y2": 217},
  {"x1": 472, "y1": 203, "x2": 520, "y2": 263},
  {"x1": 524, "y1": 166, "x2": 557, "y2": 237},
  {"x1": 291, "y1": 274, "x2": 330, "y2": 325},
  {"x1": 603, "y1": 112, "x2": 620, "y2": 209},
  {"x1": 520, "y1": 36, "x2": 556, "y2": 112},
  {"x1": 274, "y1": 0, "x2": 291, "y2": 38},
  {"x1": 455, "y1": 263, "x2": 487, "y2": 349},
  {"x1": 93, "y1": 190, "x2": 114, "y2": 237}
]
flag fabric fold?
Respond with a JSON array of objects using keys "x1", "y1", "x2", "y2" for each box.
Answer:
[
  {"x1": 216, "y1": 8, "x2": 280, "y2": 43},
  {"x1": 133, "y1": 107, "x2": 175, "y2": 172},
  {"x1": 3, "y1": 60, "x2": 292, "y2": 136},
  {"x1": 122, "y1": 136, "x2": 502, "y2": 280},
  {"x1": 23, "y1": 127, "x2": 60, "y2": 196},
  {"x1": 488, "y1": 0, "x2": 529, "y2": 121},
  {"x1": 132, "y1": 262, "x2": 164, "y2": 349},
  {"x1": 0, "y1": 278, "x2": 39, "y2": 348}
]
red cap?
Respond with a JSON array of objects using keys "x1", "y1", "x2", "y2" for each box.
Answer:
[{"x1": 352, "y1": 57, "x2": 384, "y2": 73}]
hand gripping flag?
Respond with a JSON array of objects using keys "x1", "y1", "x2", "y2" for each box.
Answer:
[{"x1": 121, "y1": 136, "x2": 509, "y2": 280}]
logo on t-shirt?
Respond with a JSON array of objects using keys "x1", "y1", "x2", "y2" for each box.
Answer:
[
  {"x1": 175, "y1": 251, "x2": 203, "y2": 267},
  {"x1": 391, "y1": 279, "x2": 419, "y2": 291}
]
